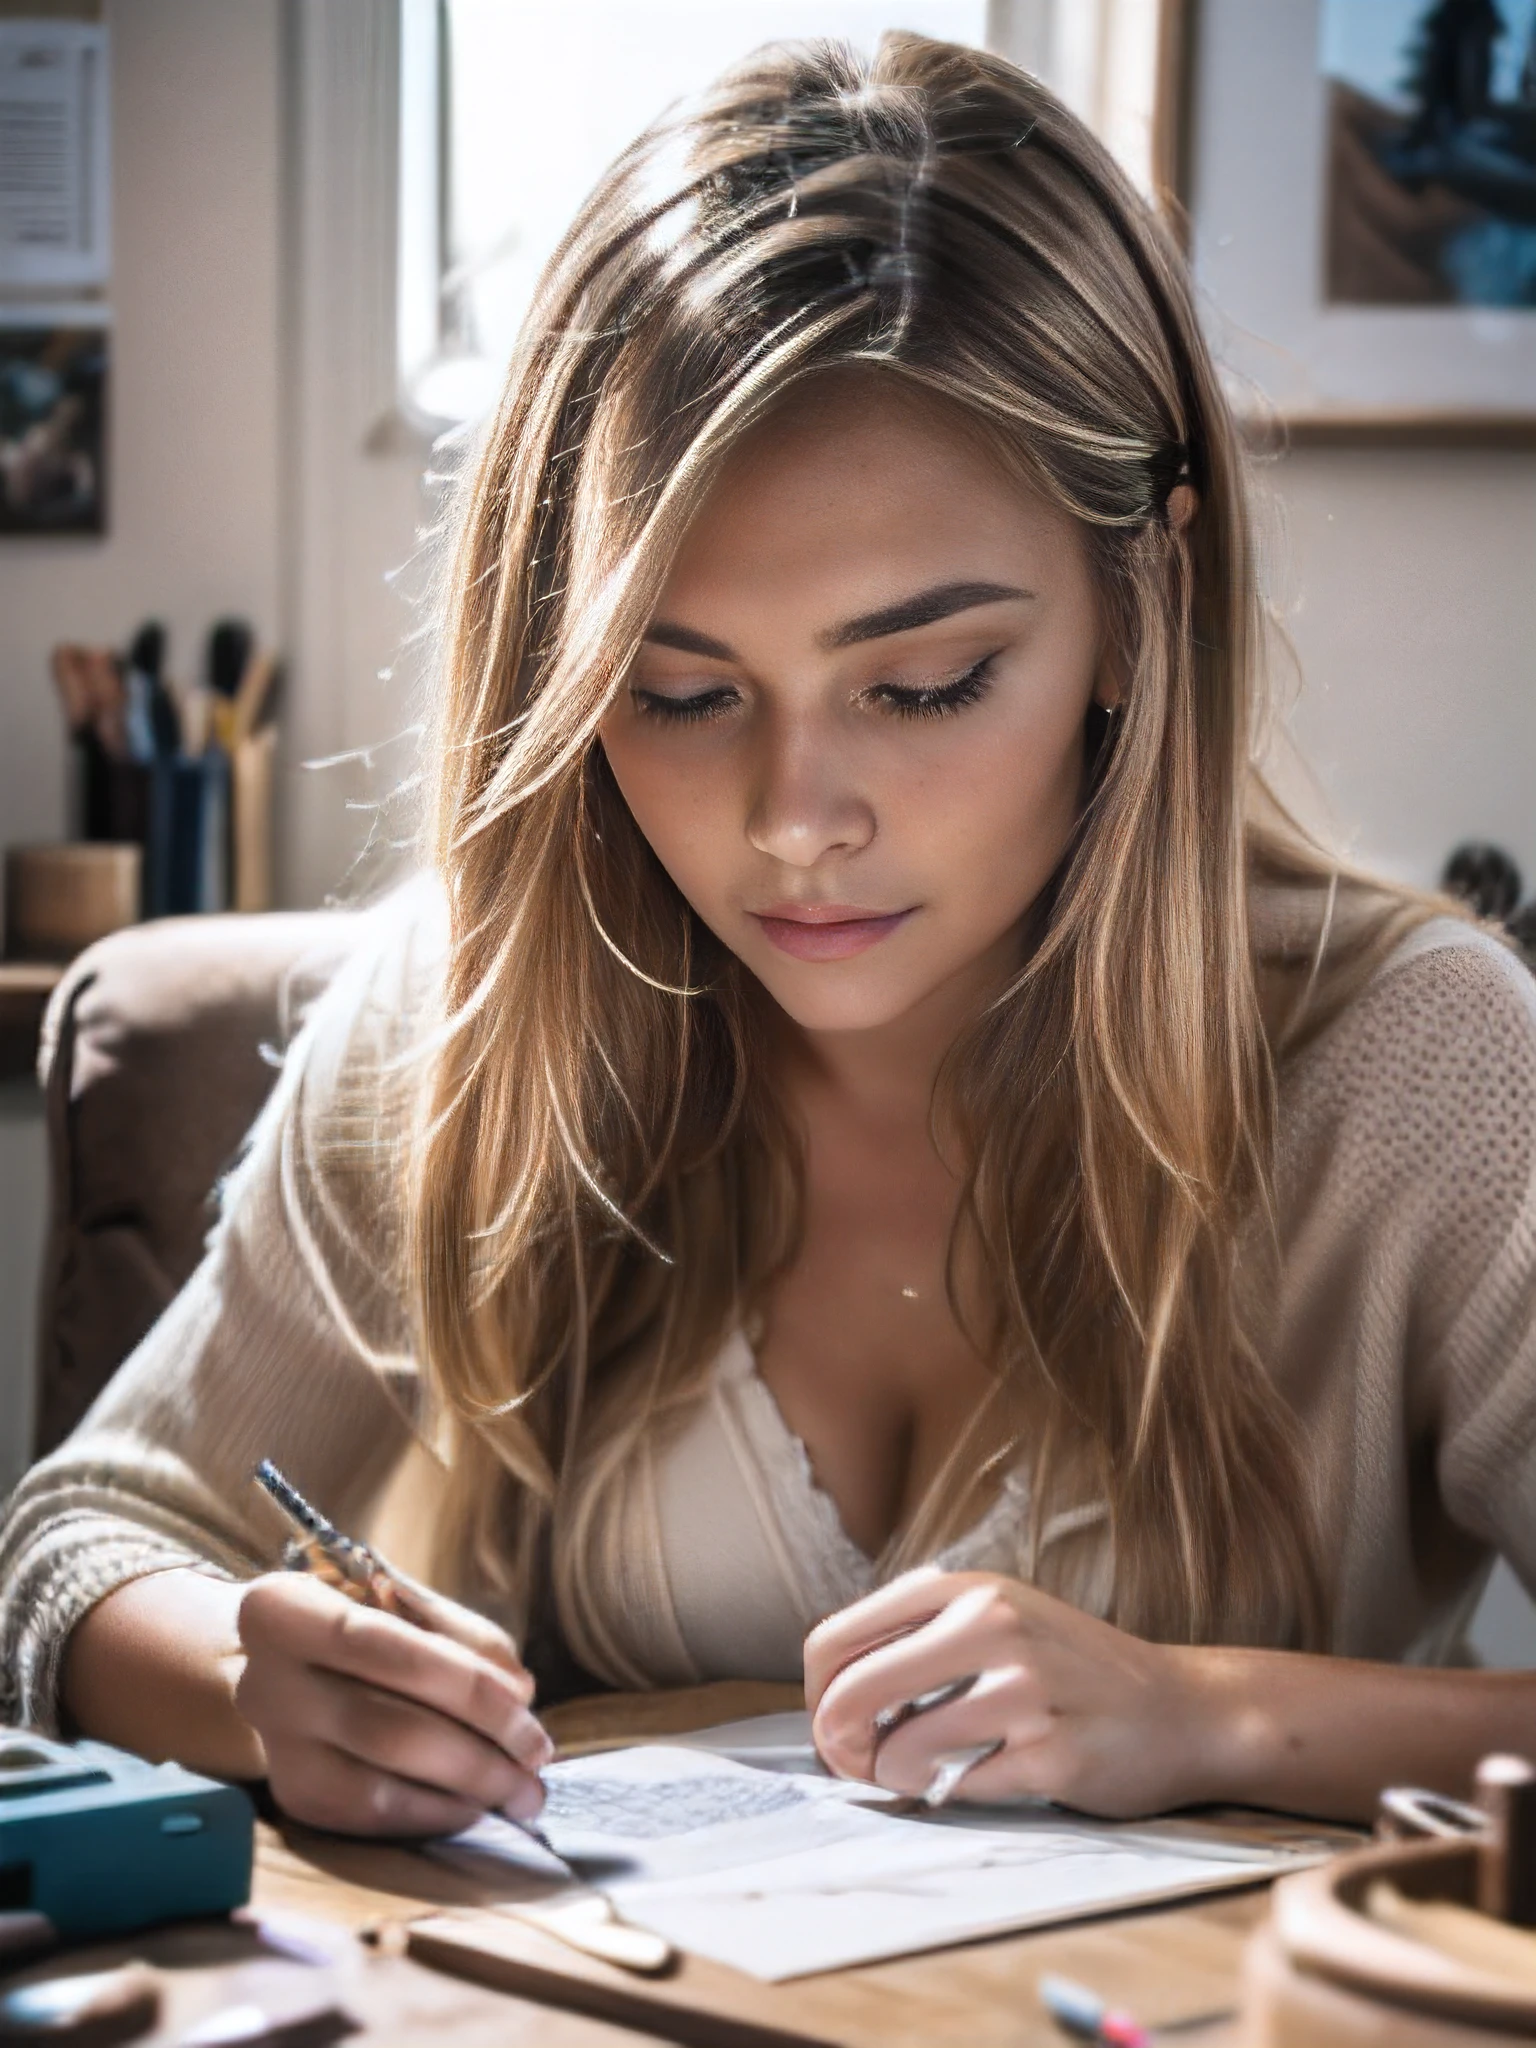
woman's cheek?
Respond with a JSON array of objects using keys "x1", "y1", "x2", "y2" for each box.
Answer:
[{"x1": 601, "y1": 736, "x2": 733, "y2": 907}]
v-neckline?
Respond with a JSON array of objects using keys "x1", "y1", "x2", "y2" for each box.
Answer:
[{"x1": 722, "y1": 1327, "x2": 1024, "y2": 1580}]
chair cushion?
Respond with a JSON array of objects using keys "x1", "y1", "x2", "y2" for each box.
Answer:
[{"x1": 34, "y1": 911, "x2": 360, "y2": 1455}]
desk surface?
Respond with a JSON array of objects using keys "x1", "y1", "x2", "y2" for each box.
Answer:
[{"x1": 9, "y1": 1683, "x2": 1301, "y2": 2047}]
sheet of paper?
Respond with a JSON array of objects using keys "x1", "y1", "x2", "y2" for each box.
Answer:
[
  {"x1": 668, "y1": 1707, "x2": 823, "y2": 1772},
  {"x1": 440, "y1": 1736, "x2": 1334, "y2": 1980},
  {"x1": 0, "y1": 23, "x2": 110, "y2": 288}
]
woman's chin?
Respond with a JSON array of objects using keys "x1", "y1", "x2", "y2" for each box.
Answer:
[{"x1": 743, "y1": 957, "x2": 944, "y2": 1037}]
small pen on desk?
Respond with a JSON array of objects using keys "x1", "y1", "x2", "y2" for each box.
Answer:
[
  {"x1": 1038, "y1": 1974, "x2": 1236, "y2": 2045},
  {"x1": 1038, "y1": 1973, "x2": 1151, "y2": 2048},
  {"x1": 251, "y1": 1459, "x2": 569, "y2": 1870}
]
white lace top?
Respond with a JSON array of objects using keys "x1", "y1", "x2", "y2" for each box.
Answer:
[{"x1": 642, "y1": 1328, "x2": 1107, "y2": 1684}]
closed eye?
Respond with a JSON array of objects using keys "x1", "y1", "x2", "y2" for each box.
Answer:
[
  {"x1": 863, "y1": 653, "x2": 998, "y2": 720},
  {"x1": 630, "y1": 683, "x2": 740, "y2": 724}
]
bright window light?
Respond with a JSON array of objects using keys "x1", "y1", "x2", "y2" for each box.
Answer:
[{"x1": 402, "y1": 0, "x2": 989, "y2": 424}]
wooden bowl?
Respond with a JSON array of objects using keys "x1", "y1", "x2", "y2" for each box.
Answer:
[{"x1": 1242, "y1": 1836, "x2": 1536, "y2": 2043}]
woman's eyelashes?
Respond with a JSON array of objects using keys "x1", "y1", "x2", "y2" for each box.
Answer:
[
  {"x1": 630, "y1": 652, "x2": 1000, "y2": 725},
  {"x1": 863, "y1": 652, "x2": 998, "y2": 720},
  {"x1": 630, "y1": 682, "x2": 739, "y2": 723}
]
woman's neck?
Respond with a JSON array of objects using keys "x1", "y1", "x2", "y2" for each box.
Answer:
[{"x1": 773, "y1": 923, "x2": 1022, "y2": 1138}]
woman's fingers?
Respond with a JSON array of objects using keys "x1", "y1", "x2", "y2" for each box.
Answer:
[
  {"x1": 260, "y1": 1733, "x2": 487, "y2": 1839},
  {"x1": 374, "y1": 1569, "x2": 532, "y2": 1693},
  {"x1": 240, "y1": 1574, "x2": 552, "y2": 1769},
  {"x1": 803, "y1": 1566, "x2": 952, "y2": 1707},
  {"x1": 234, "y1": 1575, "x2": 559, "y2": 1839},
  {"x1": 810, "y1": 1571, "x2": 1201, "y2": 1819},
  {"x1": 311, "y1": 1667, "x2": 546, "y2": 1818},
  {"x1": 953, "y1": 1735, "x2": 1070, "y2": 1809},
  {"x1": 237, "y1": 1653, "x2": 546, "y2": 1821},
  {"x1": 869, "y1": 1667, "x2": 1054, "y2": 1798},
  {"x1": 237, "y1": 1572, "x2": 553, "y2": 1833},
  {"x1": 812, "y1": 1581, "x2": 1026, "y2": 1779}
]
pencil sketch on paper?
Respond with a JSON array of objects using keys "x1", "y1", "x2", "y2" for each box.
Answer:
[
  {"x1": 542, "y1": 1767, "x2": 809, "y2": 1840},
  {"x1": 443, "y1": 1740, "x2": 1332, "y2": 1981}
]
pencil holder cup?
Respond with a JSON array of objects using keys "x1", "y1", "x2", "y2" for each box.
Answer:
[
  {"x1": 75, "y1": 743, "x2": 231, "y2": 917},
  {"x1": 3, "y1": 842, "x2": 141, "y2": 960}
]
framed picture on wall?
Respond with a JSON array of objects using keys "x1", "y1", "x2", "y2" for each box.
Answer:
[
  {"x1": 1163, "y1": 0, "x2": 1536, "y2": 442},
  {"x1": 0, "y1": 318, "x2": 108, "y2": 534}
]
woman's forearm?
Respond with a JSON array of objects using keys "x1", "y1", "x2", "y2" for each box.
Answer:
[
  {"x1": 61, "y1": 1568, "x2": 264, "y2": 1781},
  {"x1": 1183, "y1": 1645, "x2": 1536, "y2": 1820}
]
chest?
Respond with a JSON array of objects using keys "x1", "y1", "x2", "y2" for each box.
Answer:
[{"x1": 751, "y1": 1119, "x2": 995, "y2": 1558}]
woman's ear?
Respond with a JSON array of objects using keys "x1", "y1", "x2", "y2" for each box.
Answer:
[
  {"x1": 1094, "y1": 646, "x2": 1128, "y2": 716},
  {"x1": 1166, "y1": 482, "x2": 1198, "y2": 532}
]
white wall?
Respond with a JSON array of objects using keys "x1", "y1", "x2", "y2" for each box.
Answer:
[
  {"x1": 0, "y1": 0, "x2": 428, "y2": 913},
  {"x1": 0, "y1": 0, "x2": 284, "y2": 853},
  {"x1": 1171, "y1": 0, "x2": 1536, "y2": 895},
  {"x1": 1262, "y1": 447, "x2": 1536, "y2": 892}
]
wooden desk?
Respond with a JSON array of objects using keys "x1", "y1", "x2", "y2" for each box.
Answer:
[{"x1": 5, "y1": 1685, "x2": 1305, "y2": 2047}]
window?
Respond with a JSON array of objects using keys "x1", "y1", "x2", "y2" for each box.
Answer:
[
  {"x1": 1047, "y1": 0, "x2": 1161, "y2": 198},
  {"x1": 398, "y1": 0, "x2": 990, "y2": 425}
]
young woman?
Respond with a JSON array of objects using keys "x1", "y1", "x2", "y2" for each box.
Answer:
[{"x1": 4, "y1": 33, "x2": 1535, "y2": 1838}]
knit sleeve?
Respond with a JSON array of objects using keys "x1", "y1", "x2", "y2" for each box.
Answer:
[
  {"x1": 0, "y1": 894, "x2": 437, "y2": 1734},
  {"x1": 1397, "y1": 936, "x2": 1536, "y2": 1596}
]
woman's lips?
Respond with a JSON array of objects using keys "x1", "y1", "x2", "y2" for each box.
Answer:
[{"x1": 749, "y1": 905, "x2": 915, "y2": 961}]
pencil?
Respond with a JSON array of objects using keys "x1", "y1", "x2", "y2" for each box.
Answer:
[{"x1": 251, "y1": 1459, "x2": 571, "y2": 1870}]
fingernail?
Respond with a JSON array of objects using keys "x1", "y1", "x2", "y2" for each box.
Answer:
[
  {"x1": 502, "y1": 1780, "x2": 543, "y2": 1823},
  {"x1": 510, "y1": 1718, "x2": 554, "y2": 1768}
]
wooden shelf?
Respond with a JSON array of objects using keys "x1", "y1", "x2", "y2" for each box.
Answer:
[
  {"x1": 1240, "y1": 411, "x2": 1536, "y2": 452},
  {"x1": 0, "y1": 960, "x2": 66, "y2": 1084}
]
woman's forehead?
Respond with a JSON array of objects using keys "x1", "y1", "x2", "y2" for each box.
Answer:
[
  {"x1": 710, "y1": 368, "x2": 997, "y2": 493},
  {"x1": 651, "y1": 377, "x2": 1082, "y2": 630}
]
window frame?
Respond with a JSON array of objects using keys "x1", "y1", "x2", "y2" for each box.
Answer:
[{"x1": 393, "y1": 0, "x2": 1058, "y2": 429}]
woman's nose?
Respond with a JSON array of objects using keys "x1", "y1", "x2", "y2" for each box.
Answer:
[{"x1": 745, "y1": 722, "x2": 876, "y2": 869}]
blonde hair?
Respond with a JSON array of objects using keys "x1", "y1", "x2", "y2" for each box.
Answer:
[{"x1": 407, "y1": 32, "x2": 1434, "y2": 1677}]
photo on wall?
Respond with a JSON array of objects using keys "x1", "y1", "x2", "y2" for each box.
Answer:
[
  {"x1": 1175, "y1": 0, "x2": 1536, "y2": 426},
  {"x1": 1323, "y1": 0, "x2": 1536, "y2": 307},
  {"x1": 0, "y1": 320, "x2": 108, "y2": 534}
]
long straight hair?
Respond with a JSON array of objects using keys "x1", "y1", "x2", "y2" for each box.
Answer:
[{"x1": 405, "y1": 32, "x2": 1429, "y2": 1677}]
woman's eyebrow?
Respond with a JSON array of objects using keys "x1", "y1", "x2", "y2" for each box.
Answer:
[
  {"x1": 819, "y1": 580, "x2": 1032, "y2": 649},
  {"x1": 642, "y1": 621, "x2": 736, "y2": 659},
  {"x1": 641, "y1": 581, "x2": 1032, "y2": 664}
]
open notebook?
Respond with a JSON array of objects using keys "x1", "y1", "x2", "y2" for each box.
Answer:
[{"x1": 435, "y1": 1710, "x2": 1346, "y2": 1981}]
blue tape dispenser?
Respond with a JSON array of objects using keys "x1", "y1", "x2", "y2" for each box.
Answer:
[{"x1": 0, "y1": 1731, "x2": 253, "y2": 1941}]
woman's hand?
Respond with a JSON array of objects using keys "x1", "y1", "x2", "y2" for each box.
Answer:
[
  {"x1": 235, "y1": 1571, "x2": 553, "y2": 1837},
  {"x1": 805, "y1": 1567, "x2": 1213, "y2": 1819}
]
